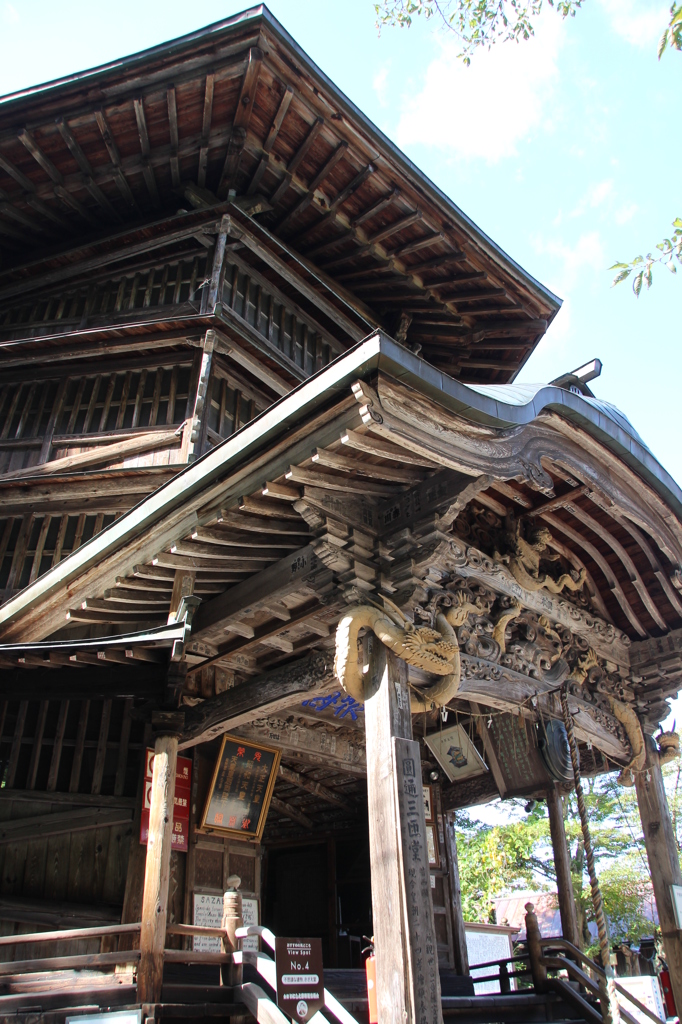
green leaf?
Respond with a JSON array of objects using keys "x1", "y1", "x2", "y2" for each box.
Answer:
[
  {"x1": 612, "y1": 269, "x2": 631, "y2": 286},
  {"x1": 609, "y1": 262, "x2": 630, "y2": 270},
  {"x1": 633, "y1": 271, "x2": 644, "y2": 296}
]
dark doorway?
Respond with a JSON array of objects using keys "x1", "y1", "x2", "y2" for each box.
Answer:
[{"x1": 263, "y1": 832, "x2": 372, "y2": 968}]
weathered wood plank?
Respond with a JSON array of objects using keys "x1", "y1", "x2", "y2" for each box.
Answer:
[
  {"x1": 635, "y1": 737, "x2": 682, "y2": 1011},
  {"x1": 180, "y1": 651, "x2": 335, "y2": 748},
  {"x1": 0, "y1": 807, "x2": 132, "y2": 844},
  {"x1": 138, "y1": 732, "x2": 178, "y2": 1003}
]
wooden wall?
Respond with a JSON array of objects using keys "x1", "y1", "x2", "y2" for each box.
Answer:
[{"x1": 0, "y1": 697, "x2": 148, "y2": 960}]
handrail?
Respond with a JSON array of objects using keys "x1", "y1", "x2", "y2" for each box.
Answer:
[
  {"x1": 0, "y1": 949, "x2": 140, "y2": 976},
  {"x1": 469, "y1": 954, "x2": 529, "y2": 971},
  {"x1": 236, "y1": 925, "x2": 361, "y2": 1024},
  {"x1": 541, "y1": 940, "x2": 666, "y2": 1024},
  {"x1": 549, "y1": 976, "x2": 604, "y2": 1024},
  {"x1": 237, "y1": 981, "x2": 290, "y2": 1024},
  {"x1": 0, "y1": 921, "x2": 141, "y2": 947},
  {"x1": 166, "y1": 923, "x2": 229, "y2": 939},
  {"x1": 542, "y1": 956, "x2": 649, "y2": 1024}
]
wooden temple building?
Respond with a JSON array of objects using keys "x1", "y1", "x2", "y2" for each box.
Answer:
[{"x1": 0, "y1": 6, "x2": 681, "y2": 1023}]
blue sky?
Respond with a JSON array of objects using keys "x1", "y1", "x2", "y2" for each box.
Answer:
[{"x1": 1, "y1": 0, "x2": 679, "y2": 484}]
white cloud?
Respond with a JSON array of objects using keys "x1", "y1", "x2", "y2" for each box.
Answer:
[
  {"x1": 395, "y1": 12, "x2": 563, "y2": 162},
  {"x1": 373, "y1": 65, "x2": 390, "y2": 108},
  {"x1": 569, "y1": 178, "x2": 614, "y2": 218},
  {"x1": 532, "y1": 230, "x2": 605, "y2": 290},
  {"x1": 596, "y1": 0, "x2": 668, "y2": 48},
  {"x1": 615, "y1": 201, "x2": 638, "y2": 225},
  {"x1": 2, "y1": 2, "x2": 19, "y2": 24}
]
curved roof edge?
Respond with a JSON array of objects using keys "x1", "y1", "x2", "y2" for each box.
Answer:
[
  {"x1": 0, "y1": 332, "x2": 677, "y2": 633},
  {"x1": 0, "y1": 5, "x2": 562, "y2": 320}
]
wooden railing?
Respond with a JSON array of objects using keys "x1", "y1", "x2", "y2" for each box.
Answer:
[{"x1": 540, "y1": 939, "x2": 665, "y2": 1024}]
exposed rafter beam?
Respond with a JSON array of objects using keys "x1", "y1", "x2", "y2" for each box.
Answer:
[
  {"x1": 133, "y1": 97, "x2": 160, "y2": 207},
  {"x1": 247, "y1": 84, "x2": 294, "y2": 195},
  {"x1": 55, "y1": 117, "x2": 120, "y2": 220},
  {"x1": 197, "y1": 73, "x2": 215, "y2": 188},
  {"x1": 218, "y1": 46, "x2": 263, "y2": 197},
  {"x1": 270, "y1": 116, "x2": 325, "y2": 205},
  {"x1": 94, "y1": 109, "x2": 138, "y2": 211}
]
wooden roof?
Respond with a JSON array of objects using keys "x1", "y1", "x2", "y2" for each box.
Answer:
[
  {"x1": 0, "y1": 5, "x2": 561, "y2": 384},
  {"x1": 0, "y1": 334, "x2": 681, "y2": 734}
]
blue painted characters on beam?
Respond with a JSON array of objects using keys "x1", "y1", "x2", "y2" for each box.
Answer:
[{"x1": 301, "y1": 691, "x2": 365, "y2": 721}]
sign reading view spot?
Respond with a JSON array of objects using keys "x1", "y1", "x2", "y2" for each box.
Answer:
[
  {"x1": 275, "y1": 937, "x2": 324, "y2": 1023},
  {"x1": 201, "y1": 735, "x2": 280, "y2": 841}
]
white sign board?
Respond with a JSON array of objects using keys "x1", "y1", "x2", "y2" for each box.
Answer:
[
  {"x1": 671, "y1": 883, "x2": 682, "y2": 929},
  {"x1": 465, "y1": 928, "x2": 514, "y2": 994},
  {"x1": 193, "y1": 892, "x2": 259, "y2": 953},
  {"x1": 242, "y1": 896, "x2": 260, "y2": 953},
  {"x1": 67, "y1": 1014, "x2": 141, "y2": 1024},
  {"x1": 617, "y1": 976, "x2": 666, "y2": 1024}
]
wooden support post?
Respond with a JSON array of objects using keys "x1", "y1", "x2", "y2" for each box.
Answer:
[
  {"x1": 364, "y1": 638, "x2": 442, "y2": 1024},
  {"x1": 137, "y1": 731, "x2": 179, "y2": 1005},
  {"x1": 182, "y1": 331, "x2": 214, "y2": 462},
  {"x1": 635, "y1": 735, "x2": 682, "y2": 1014},
  {"x1": 524, "y1": 902, "x2": 548, "y2": 992},
  {"x1": 546, "y1": 784, "x2": 581, "y2": 949},
  {"x1": 443, "y1": 811, "x2": 469, "y2": 976},
  {"x1": 222, "y1": 888, "x2": 243, "y2": 988}
]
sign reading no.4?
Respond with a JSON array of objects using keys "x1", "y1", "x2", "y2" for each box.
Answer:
[{"x1": 275, "y1": 937, "x2": 324, "y2": 1023}]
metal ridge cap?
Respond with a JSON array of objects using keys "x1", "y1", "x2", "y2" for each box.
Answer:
[
  {"x1": 373, "y1": 336, "x2": 682, "y2": 518},
  {"x1": 0, "y1": 620, "x2": 186, "y2": 654}
]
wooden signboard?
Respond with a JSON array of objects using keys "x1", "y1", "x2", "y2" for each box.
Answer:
[
  {"x1": 275, "y1": 937, "x2": 324, "y2": 1023},
  {"x1": 201, "y1": 735, "x2": 280, "y2": 841},
  {"x1": 487, "y1": 713, "x2": 550, "y2": 797},
  {"x1": 141, "y1": 748, "x2": 192, "y2": 852}
]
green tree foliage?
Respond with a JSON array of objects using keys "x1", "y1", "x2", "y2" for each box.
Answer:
[
  {"x1": 611, "y1": 219, "x2": 682, "y2": 296},
  {"x1": 373, "y1": 0, "x2": 583, "y2": 65},
  {"x1": 453, "y1": 769, "x2": 674, "y2": 947},
  {"x1": 374, "y1": 0, "x2": 681, "y2": 295}
]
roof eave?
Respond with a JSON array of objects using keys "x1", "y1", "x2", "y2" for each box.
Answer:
[{"x1": 0, "y1": 331, "x2": 678, "y2": 636}]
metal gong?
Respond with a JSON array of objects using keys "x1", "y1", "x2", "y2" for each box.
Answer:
[{"x1": 537, "y1": 719, "x2": 575, "y2": 784}]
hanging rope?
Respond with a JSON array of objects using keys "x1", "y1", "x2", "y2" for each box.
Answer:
[{"x1": 561, "y1": 682, "x2": 621, "y2": 1024}]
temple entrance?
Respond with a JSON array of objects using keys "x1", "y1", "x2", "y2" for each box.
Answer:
[{"x1": 263, "y1": 833, "x2": 372, "y2": 969}]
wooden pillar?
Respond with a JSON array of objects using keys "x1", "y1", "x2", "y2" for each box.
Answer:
[
  {"x1": 137, "y1": 732, "x2": 178, "y2": 1005},
  {"x1": 546, "y1": 785, "x2": 581, "y2": 948},
  {"x1": 364, "y1": 638, "x2": 442, "y2": 1024},
  {"x1": 443, "y1": 811, "x2": 469, "y2": 975},
  {"x1": 634, "y1": 735, "x2": 682, "y2": 1013}
]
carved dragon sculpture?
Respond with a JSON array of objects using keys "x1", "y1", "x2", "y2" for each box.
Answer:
[
  {"x1": 496, "y1": 517, "x2": 586, "y2": 595},
  {"x1": 607, "y1": 697, "x2": 647, "y2": 786},
  {"x1": 567, "y1": 645, "x2": 646, "y2": 786},
  {"x1": 334, "y1": 593, "x2": 479, "y2": 712},
  {"x1": 658, "y1": 730, "x2": 681, "y2": 766}
]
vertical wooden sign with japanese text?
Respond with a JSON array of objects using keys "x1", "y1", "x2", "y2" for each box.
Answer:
[{"x1": 393, "y1": 736, "x2": 442, "y2": 1024}]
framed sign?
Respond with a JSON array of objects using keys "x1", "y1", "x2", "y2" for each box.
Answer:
[
  {"x1": 425, "y1": 724, "x2": 488, "y2": 783},
  {"x1": 423, "y1": 784, "x2": 434, "y2": 822},
  {"x1": 201, "y1": 735, "x2": 281, "y2": 841},
  {"x1": 426, "y1": 823, "x2": 439, "y2": 867}
]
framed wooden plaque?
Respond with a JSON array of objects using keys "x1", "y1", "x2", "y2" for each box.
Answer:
[{"x1": 201, "y1": 734, "x2": 281, "y2": 841}]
